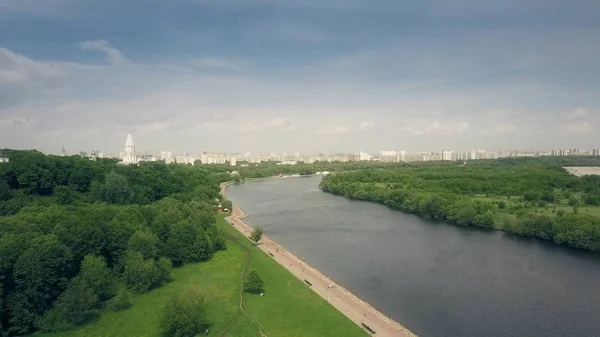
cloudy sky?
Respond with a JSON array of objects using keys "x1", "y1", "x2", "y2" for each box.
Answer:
[{"x1": 1, "y1": 0, "x2": 599, "y2": 155}]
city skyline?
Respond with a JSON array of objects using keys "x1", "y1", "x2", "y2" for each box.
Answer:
[{"x1": 1, "y1": 1, "x2": 599, "y2": 153}]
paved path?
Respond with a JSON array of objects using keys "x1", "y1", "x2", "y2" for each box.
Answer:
[{"x1": 222, "y1": 183, "x2": 416, "y2": 337}]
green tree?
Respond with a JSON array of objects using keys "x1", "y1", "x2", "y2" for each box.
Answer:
[
  {"x1": 221, "y1": 199, "x2": 233, "y2": 211},
  {"x1": 77, "y1": 255, "x2": 116, "y2": 301},
  {"x1": 250, "y1": 226, "x2": 264, "y2": 243},
  {"x1": 107, "y1": 286, "x2": 132, "y2": 312},
  {"x1": 244, "y1": 270, "x2": 265, "y2": 294},
  {"x1": 127, "y1": 230, "x2": 159, "y2": 260},
  {"x1": 8, "y1": 235, "x2": 73, "y2": 334},
  {"x1": 37, "y1": 279, "x2": 98, "y2": 332},
  {"x1": 53, "y1": 185, "x2": 74, "y2": 205},
  {"x1": 166, "y1": 221, "x2": 213, "y2": 266},
  {"x1": 104, "y1": 171, "x2": 134, "y2": 204},
  {"x1": 0, "y1": 179, "x2": 11, "y2": 201},
  {"x1": 121, "y1": 251, "x2": 171, "y2": 293},
  {"x1": 160, "y1": 288, "x2": 209, "y2": 337}
]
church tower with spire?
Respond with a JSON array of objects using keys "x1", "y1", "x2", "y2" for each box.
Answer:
[{"x1": 121, "y1": 133, "x2": 137, "y2": 165}]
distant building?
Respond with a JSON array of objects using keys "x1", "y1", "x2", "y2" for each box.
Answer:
[
  {"x1": 60, "y1": 145, "x2": 67, "y2": 157},
  {"x1": 230, "y1": 157, "x2": 237, "y2": 166},
  {"x1": 0, "y1": 157, "x2": 8, "y2": 163},
  {"x1": 442, "y1": 150, "x2": 453, "y2": 161},
  {"x1": 119, "y1": 133, "x2": 138, "y2": 165}
]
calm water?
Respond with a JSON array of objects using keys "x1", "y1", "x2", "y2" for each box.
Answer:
[{"x1": 227, "y1": 176, "x2": 600, "y2": 337}]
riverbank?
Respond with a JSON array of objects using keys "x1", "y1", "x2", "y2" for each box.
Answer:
[{"x1": 221, "y1": 182, "x2": 415, "y2": 337}]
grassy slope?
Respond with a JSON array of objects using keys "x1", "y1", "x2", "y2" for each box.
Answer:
[
  {"x1": 218, "y1": 217, "x2": 367, "y2": 337},
  {"x1": 40, "y1": 239, "x2": 247, "y2": 337},
  {"x1": 41, "y1": 215, "x2": 365, "y2": 337}
]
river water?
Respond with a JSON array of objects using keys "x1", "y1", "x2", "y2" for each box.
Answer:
[{"x1": 226, "y1": 176, "x2": 600, "y2": 337}]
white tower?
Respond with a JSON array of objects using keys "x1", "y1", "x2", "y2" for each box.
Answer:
[{"x1": 122, "y1": 133, "x2": 137, "y2": 164}]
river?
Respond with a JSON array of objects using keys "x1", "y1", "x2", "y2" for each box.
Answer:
[{"x1": 226, "y1": 175, "x2": 600, "y2": 337}]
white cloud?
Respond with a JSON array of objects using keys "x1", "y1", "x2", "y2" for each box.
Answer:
[
  {"x1": 80, "y1": 40, "x2": 129, "y2": 65},
  {"x1": 193, "y1": 121, "x2": 227, "y2": 131},
  {"x1": 567, "y1": 108, "x2": 588, "y2": 120},
  {"x1": 567, "y1": 122, "x2": 593, "y2": 135},
  {"x1": 244, "y1": 117, "x2": 296, "y2": 132},
  {"x1": 358, "y1": 121, "x2": 375, "y2": 131},
  {"x1": 136, "y1": 121, "x2": 171, "y2": 132},
  {"x1": 192, "y1": 58, "x2": 248, "y2": 69},
  {"x1": 406, "y1": 121, "x2": 469, "y2": 136},
  {"x1": 485, "y1": 124, "x2": 517, "y2": 135},
  {"x1": 317, "y1": 126, "x2": 351, "y2": 135}
]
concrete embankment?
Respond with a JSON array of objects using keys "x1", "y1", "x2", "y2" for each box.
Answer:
[{"x1": 221, "y1": 182, "x2": 416, "y2": 337}]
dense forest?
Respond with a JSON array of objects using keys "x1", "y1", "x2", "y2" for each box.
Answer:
[
  {"x1": 0, "y1": 150, "x2": 231, "y2": 335},
  {"x1": 320, "y1": 158, "x2": 600, "y2": 251}
]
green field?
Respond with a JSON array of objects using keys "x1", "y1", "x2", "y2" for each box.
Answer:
[{"x1": 39, "y1": 215, "x2": 365, "y2": 337}]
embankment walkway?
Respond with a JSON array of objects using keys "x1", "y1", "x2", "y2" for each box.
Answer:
[{"x1": 222, "y1": 182, "x2": 416, "y2": 337}]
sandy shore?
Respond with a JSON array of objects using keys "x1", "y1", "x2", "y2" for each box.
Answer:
[{"x1": 221, "y1": 182, "x2": 416, "y2": 337}]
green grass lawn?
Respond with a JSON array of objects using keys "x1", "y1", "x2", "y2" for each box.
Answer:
[
  {"x1": 39, "y1": 215, "x2": 365, "y2": 337},
  {"x1": 39, "y1": 237, "x2": 247, "y2": 337},
  {"x1": 218, "y1": 216, "x2": 367, "y2": 337}
]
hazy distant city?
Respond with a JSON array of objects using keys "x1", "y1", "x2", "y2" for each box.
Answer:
[{"x1": 49, "y1": 133, "x2": 600, "y2": 167}]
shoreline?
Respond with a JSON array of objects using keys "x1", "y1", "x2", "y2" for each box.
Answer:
[{"x1": 221, "y1": 181, "x2": 416, "y2": 337}]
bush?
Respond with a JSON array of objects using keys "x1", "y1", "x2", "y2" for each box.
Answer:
[
  {"x1": 568, "y1": 197, "x2": 579, "y2": 206},
  {"x1": 250, "y1": 226, "x2": 263, "y2": 243},
  {"x1": 498, "y1": 201, "x2": 506, "y2": 209},
  {"x1": 160, "y1": 288, "x2": 209, "y2": 337},
  {"x1": 107, "y1": 287, "x2": 132, "y2": 311},
  {"x1": 557, "y1": 209, "x2": 566, "y2": 217},
  {"x1": 244, "y1": 270, "x2": 264, "y2": 294}
]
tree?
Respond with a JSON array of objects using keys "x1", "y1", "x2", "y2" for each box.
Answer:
[
  {"x1": 165, "y1": 221, "x2": 213, "y2": 266},
  {"x1": 77, "y1": 255, "x2": 116, "y2": 301},
  {"x1": 221, "y1": 199, "x2": 233, "y2": 211},
  {"x1": 244, "y1": 270, "x2": 264, "y2": 294},
  {"x1": 127, "y1": 230, "x2": 159, "y2": 260},
  {"x1": 121, "y1": 251, "x2": 171, "y2": 293},
  {"x1": 37, "y1": 279, "x2": 98, "y2": 332},
  {"x1": 104, "y1": 171, "x2": 134, "y2": 204},
  {"x1": 53, "y1": 186, "x2": 74, "y2": 205},
  {"x1": 160, "y1": 288, "x2": 209, "y2": 337},
  {"x1": 250, "y1": 226, "x2": 264, "y2": 243},
  {"x1": 107, "y1": 286, "x2": 132, "y2": 311},
  {"x1": 8, "y1": 235, "x2": 73, "y2": 334},
  {"x1": 0, "y1": 179, "x2": 11, "y2": 201}
]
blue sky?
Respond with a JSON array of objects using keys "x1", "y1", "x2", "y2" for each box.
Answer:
[{"x1": 1, "y1": 0, "x2": 599, "y2": 155}]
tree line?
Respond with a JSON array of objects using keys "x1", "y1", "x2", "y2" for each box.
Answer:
[
  {"x1": 320, "y1": 159, "x2": 600, "y2": 251},
  {"x1": 0, "y1": 150, "x2": 231, "y2": 335}
]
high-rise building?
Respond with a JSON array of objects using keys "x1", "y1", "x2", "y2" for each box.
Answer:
[
  {"x1": 121, "y1": 133, "x2": 138, "y2": 165},
  {"x1": 230, "y1": 157, "x2": 237, "y2": 166},
  {"x1": 442, "y1": 150, "x2": 453, "y2": 161}
]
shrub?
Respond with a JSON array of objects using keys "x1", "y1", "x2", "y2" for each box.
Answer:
[
  {"x1": 244, "y1": 270, "x2": 264, "y2": 294},
  {"x1": 160, "y1": 288, "x2": 209, "y2": 337}
]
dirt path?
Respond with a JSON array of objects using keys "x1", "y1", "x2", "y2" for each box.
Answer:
[
  {"x1": 218, "y1": 233, "x2": 267, "y2": 337},
  {"x1": 222, "y1": 182, "x2": 416, "y2": 337}
]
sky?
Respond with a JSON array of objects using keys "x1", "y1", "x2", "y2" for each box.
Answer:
[{"x1": 1, "y1": 0, "x2": 599, "y2": 155}]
